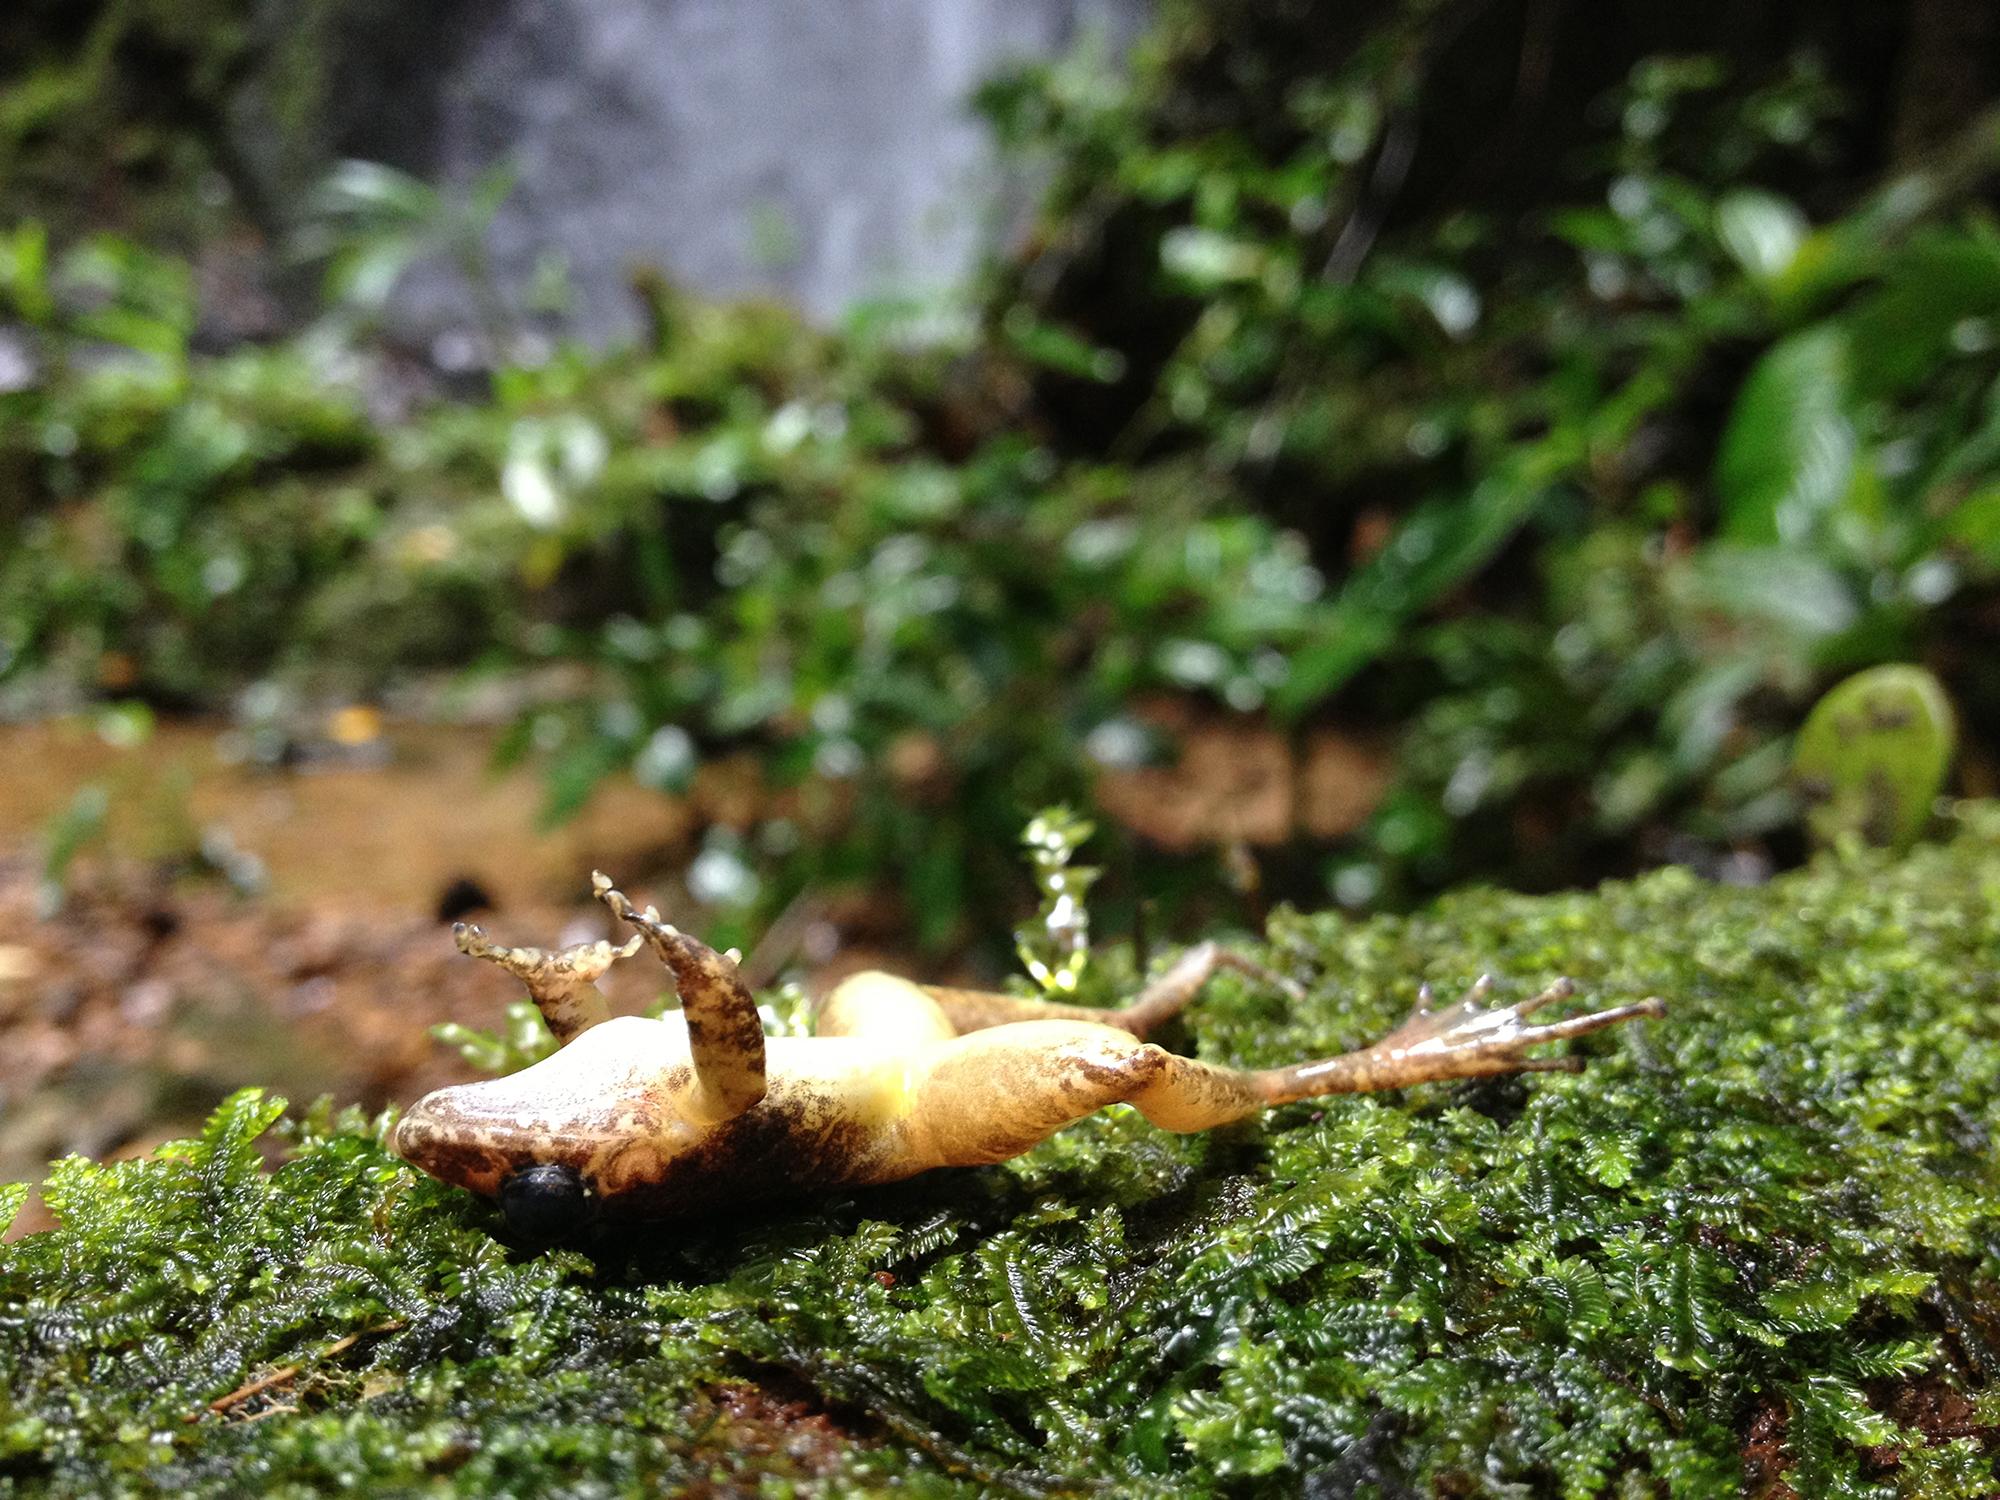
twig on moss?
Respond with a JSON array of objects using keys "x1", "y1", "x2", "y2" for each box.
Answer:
[{"x1": 200, "y1": 1319, "x2": 405, "y2": 1419}]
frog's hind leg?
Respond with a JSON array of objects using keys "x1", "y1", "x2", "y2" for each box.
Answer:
[
  {"x1": 918, "y1": 942, "x2": 1305, "y2": 1039},
  {"x1": 904, "y1": 1021, "x2": 1196, "y2": 1166},
  {"x1": 592, "y1": 873, "x2": 769, "y2": 1125},
  {"x1": 900, "y1": 1015, "x2": 1304, "y2": 1165},
  {"x1": 1132, "y1": 976, "x2": 1665, "y2": 1130},
  {"x1": 1112, "y1": 942, "x2": 1307, "y2": 1037},
  {"x1": 815, "y1": 972, "x2": 960, "y2": 1045},
  {"x1": 904, "y1": 979, "x2": 1664, "y2": 1164},
  {"x1": 452, "y1": 921, "x2": 641, "y2": 1044}
]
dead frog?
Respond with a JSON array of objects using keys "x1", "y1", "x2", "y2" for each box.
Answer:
[{"x1": 395, "y1": 874, "x2": 1665, "y2": 1238}]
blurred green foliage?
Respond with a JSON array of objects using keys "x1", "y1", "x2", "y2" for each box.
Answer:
[
  {"x1": 0, "y1": 0, "x2": 258, "y2": 246},
  {"x1": 3, "y1": 1, "x2": 2000, "y2": 951},
  {"x1": 979, "y1": 17, "x2": 2000, "y2": 902},
  {"x1": 12, "y1": 806, "x2": 2000, "y2": 1494}
]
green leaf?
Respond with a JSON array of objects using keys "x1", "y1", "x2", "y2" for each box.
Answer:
[
  {"x1": 1273, "y1": 446, "x2": 1564, "y2": 714},
  {"x1": 431, "y1": 999, "x2": 558, "y2": 1076},
  {"x1": 539, "y1": 734, "x2": 628, "y2": 826},
  {"x1": 0, "y1": 1182, "x2": 28, "y2": 1237},
  {"x1": 0, "y1": 222, "x2": 53, "y2": 323},
  {"x1": 1942, "y1": 482, "x2": 2000, "y2": 567},
  {"x1": 1680, "y1": 545, "x2": 1859, "y2": 640},
  {"x1": 308, "y1": 158, "x2": 442, "y2": 227},
  {"x1": 1793, "y1": 664, "x2": 1956, "y2": 852},
  {"x1": 1844, "y1": 231, "x2": 2000, "y2": 398},
  {"x1": 999, "y1": 307, "x2": 1125, "y2": 382},
  {"x1": 1159, "y1": 227, "x2": 1264, "y2": 288},
  {"x1": 1716, "y1": 326, "x2": 1858, "y2": 546},
  {"x1": 1530, "y1": 1258, "x2": 1613, "y2": 1333},
  {"x1": 1764, "y1": 1278, "x2": 1863, "y2": 1332},
  {"x1": 1580, "y1": 1132, "x2": 1640, "y2": 1189},
  {"x1": 38, "y1": 783, "x2": 109, "y2": 917}
]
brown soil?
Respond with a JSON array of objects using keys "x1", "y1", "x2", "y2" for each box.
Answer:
[
  {"x1": 1741, "y1": 1399, "x2": 1802, "y2": 1500},
  {"x1": 0, "y1": 717, "x2": 705, "y2": 914},
  {"x1": 1092, "y1": 696, "x2": 1389, "y2": 850},
  {"x1": 689, "y1": 1381, "x2": 860, "y2": 1492},
  {"x1": 1741, "y1": 1379, "x2": 2000, "y2": 1497}
]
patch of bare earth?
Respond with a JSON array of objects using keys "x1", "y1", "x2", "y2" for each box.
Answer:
[
  {"x1": 1741, "y1": 1379, "x2": 2000, "y2": 1498},
  {"x1": 675, "y1": 1382, "x2": 859, "y2": 1495}
]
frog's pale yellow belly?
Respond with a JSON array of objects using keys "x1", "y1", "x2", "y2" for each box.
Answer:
[
  {"x1": 399, "y1": 1016, "x2": 929, "y2": 1215},
  {"x1": 578, "y1": 1026, "x2": 924, "y2": 1219}
]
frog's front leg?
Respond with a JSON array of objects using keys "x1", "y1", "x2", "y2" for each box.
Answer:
[
  {"x1": 449, "y1": 875, "x2": 768, "y2": 1126},
  {"x1": 592, "y1": 873, "x2": 767, "y2": 1125},
  {"x1": 452, "y1": 922, "x2": 642, "y2": 1044}
]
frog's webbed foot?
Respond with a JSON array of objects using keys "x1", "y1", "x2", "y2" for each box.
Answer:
[
  {"x1": 592, "y1": 872, "x2": 768, "y2": 1123},
  {"x1": 1263, "y1": 975, "x2": 1666, "y2": 1103},
  {"x1": 1078, "y1": 974, "x2": 1667, "y2": 1135},
  {"x1": 452, "y1": 922, "x2": 641, "y2": 1044}
]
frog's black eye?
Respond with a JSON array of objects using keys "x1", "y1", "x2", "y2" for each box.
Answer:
[{"x1": 498, "y1": 1163, "x2": 591, "y2": 1241}]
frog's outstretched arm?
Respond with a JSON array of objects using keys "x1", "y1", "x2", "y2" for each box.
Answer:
[
  {"x1": 902, "y1": 976, "x2": 1665, "y2": 1165},
  {"x1": 591, "y1": 873, "x2": 768, "y2": 1125},
  {"x1": 451, "y1": 923, "x2": 642, "y2": 1044}
]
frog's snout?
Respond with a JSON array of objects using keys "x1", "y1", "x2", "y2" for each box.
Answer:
[
  {"x1": 391, "y1": 1096, "x2": 432, "y2": 1164},
  {"x1": 394, "y1": 1089, "x2": 511, "y2": 1198}
]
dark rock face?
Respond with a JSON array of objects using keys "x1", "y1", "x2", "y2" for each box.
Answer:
[{"x1": 263, "y1": 0, "x2": 1146, "y2": 342}]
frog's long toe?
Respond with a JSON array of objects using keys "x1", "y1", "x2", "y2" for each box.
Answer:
[{"x1": 1311, "y1": 976, "x2": 1667, "y2": 1093}]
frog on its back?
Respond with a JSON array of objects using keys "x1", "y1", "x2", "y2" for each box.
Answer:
[{"x1": 396, "y1": 874, "x2": 1664, "y2": 1238}]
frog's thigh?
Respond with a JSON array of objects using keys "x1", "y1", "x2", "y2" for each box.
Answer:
[
  {"x1": 816, "y1": 971, "x2": 958, "y2": 1045},
  {"x1": 903, "y1": 1021, "x2": 1264, "y2": 1167},
  {"x1": 917, "y1": 943, "x2": 1304, "y2": 1038}
]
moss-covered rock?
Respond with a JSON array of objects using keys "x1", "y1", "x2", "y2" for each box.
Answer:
[{"x1": 9, "y1": 811, "x2": 2000, "y2": 1496}]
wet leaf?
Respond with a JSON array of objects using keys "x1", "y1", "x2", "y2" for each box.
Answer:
[{"x1": 1844, "y1": 231, "x2": 2000, "y2": 398}]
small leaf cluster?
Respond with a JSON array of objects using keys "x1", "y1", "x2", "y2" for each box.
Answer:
[
  {"x1": 10, "y1": 807, "x2": 2000, "y2": 1495},
  {"x1": 1015, "y1": 806, "x2": 1103, "y2": 996}
]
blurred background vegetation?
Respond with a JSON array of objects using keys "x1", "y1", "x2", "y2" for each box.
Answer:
[{"x1": 2, "y1": 0, "x2": 1997, "y2": 963}]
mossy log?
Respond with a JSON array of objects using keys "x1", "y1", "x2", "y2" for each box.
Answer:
[{"x1": 9, "y1": 810, "x2": 2000, "y2": 1496}]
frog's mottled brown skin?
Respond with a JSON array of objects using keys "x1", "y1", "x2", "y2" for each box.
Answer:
[{"x1": 395, "y1": 874, "x2": 1665, "y2": 1222}]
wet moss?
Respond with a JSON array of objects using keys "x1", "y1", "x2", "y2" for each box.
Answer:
[{"x1": 10, "y1": 809, "x2": 2000, "y2": 1495}]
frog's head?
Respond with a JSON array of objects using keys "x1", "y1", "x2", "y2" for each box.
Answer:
[{"x1": 395, "y1": 1018, "x2": 680, "y2": 1240}]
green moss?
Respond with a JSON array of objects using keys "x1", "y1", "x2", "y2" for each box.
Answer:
[{"x1": 10, "y1": 812, "x2": 2000, "y2": 1496}]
